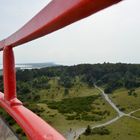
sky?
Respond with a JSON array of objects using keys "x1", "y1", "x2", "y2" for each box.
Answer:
[{"x1": 0, "y1": 0, "x2": 140, "y2": 65}]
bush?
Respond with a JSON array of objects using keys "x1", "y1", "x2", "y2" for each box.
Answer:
[
  {"x1": 33, "y1": 94, "x2": 40, "y2": 101},
  {"x1": 59, "y1": 76, "x2": 73, "y2": 88},
  {"x1": 64, "y1": 88, "x2": 69, "y2": 96},
  {"x1": 17, "y1": 82, "x2": 31, "y2": 94},
  {"x1": 119, "y1": 107, "x2": 126, "y2": 111},
  {"x1": 32, "y1": 76, "x2": 50, "y2": 89},
  {"x1": 92, "y1": 127, "x2": 110, "y2": 135},
  {"x1": 84, "y1": 125, "x2": 92, "y2": 135},
  {"x1": 16, "y1": 128, "x2": 23, "y2": 134},
  {"x1": 48, "y1": 95, "x2": 100, "y2": 114}
]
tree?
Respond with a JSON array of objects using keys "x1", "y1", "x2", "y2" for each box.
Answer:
[
  {"x1": 59, "y1": 75, "x2": 73, "y2": 88},
  {"x1": 92, "y1": 127, "x2": 110, "y2": 135},
  {"x1": 84, "y1": 125, "x2": 92, "y2": 135},
  {"x1": 64, "y1": 88, "x2": 69, "y2": 96},
  {"x1": 17, "y1": 82, "x2": 31, "y2": 94}
]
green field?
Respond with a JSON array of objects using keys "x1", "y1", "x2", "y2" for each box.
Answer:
[
  {"x1": 80, "y1": 116, "x2": 140, "y2": 140},
  {"x1": 37, "y1": 78, "x2": 100, "y2": 101},
  {"x1": 109, "y1": 88, "x2": 140, "y2": 113},
  {"x1": 26, "y1": 80, "x2": 117, "y2": 134},
  {"x1": 132, "y1": 110, "x2": 140, "y2": 118},
  {"x1": 36, "y1": 96, "x2": 117, "y2": 133}
]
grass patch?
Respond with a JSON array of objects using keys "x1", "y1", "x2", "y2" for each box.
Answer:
[
  {"x1": 37, "y1": 81, "x2": 100, "y2": 101},
  {"x1": 36, "y1": 97, "x2": 117, "y2": 133},
  {"x1": 132, "y1": 110, "x2": 140, "y2": 118},
  {"x1": 80, "y1": 116, "x2": 140, "y2": 140},
  {"x1": 109, "y1": 88, "x2": 140, "y2": 113}
]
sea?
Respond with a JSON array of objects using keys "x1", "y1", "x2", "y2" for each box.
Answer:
[
  {"x1": 0, "y1": 63, "x2": 57, "y2": 70},
  {"x1": 0, "y1": 64, "x2": 34, "y2": 70}
]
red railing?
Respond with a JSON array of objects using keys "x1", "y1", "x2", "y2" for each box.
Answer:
[{"x1": 0, "y1": 0, "x2": 122, "y2": 140}]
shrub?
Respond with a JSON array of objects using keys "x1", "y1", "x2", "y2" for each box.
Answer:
[
  {"x1": 84, "y1": 125, "x2": 92, "y2": 135},
  {"x1": 92, "y1": 127, "x2": 110, "y2": 135},
  {"x1": 48, "y1": 95, "x2": 100, "y2": 114}
]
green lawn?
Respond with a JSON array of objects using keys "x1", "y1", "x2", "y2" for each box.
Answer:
[
  {"x1": 25, "y1": 79, "x2": 117, "y2": 134},
  {"x1": 132, "y1": 110, "x2": 140, "y2": 118},
  {"x1": 109, "y1": 88, "x2": 140, "y2": 113},
  {"x1": 38, "y1": 79, "x2": 100, "y2": 101},
  {"x1": 36, "y1": 95, "x2": 117, "y2": 134},
  {"x1": 80, "y1": 116, "x2": 140, "y2": 140}
]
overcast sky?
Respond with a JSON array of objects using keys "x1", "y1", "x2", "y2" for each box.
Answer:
[{"x1": 0, "y1": 0, "x2": 140, "y2": 65}]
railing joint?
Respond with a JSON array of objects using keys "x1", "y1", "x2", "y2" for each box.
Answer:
[{"x1": 9, "y1": 98, "x2": 23, "y2": 107}]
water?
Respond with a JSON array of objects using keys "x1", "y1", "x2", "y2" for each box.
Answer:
[
  {"x1": 0, "y1": 62, "x2": 56, "y2": 70},
  {"x1": 0, "y1": 64, "x2": 33, "y2": 70}
]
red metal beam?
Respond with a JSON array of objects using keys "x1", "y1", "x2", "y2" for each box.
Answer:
[
  {"x1": 0, "y1": 0, "x2": 122, "y2": 50},
  {"x1": 3, "y1": 46, "x2": 17, "y2": 101}
]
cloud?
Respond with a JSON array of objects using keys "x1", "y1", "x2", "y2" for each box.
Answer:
[{"x1": 0, "y1": 0, "x2": 140, "y2": 65}]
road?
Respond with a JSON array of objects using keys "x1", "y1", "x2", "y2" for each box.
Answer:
[
  {"x1": 65, "y1": 85, "x2": 140, "y2": 140},
  {"x1": 0, "y1": 117, "x2": 19, "y2": 140}
]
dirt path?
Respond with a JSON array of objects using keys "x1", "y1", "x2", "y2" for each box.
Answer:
[{"x1": 94, "y1": 85, "x2": 125, "y2": 117}]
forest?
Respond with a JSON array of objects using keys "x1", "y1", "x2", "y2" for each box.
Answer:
[
  {"x1": 0, "y1": 63, "x2": 139, "y2": 96},
  {"x1": 12, "y1": 63, "x2": 140, "y2": 94}
]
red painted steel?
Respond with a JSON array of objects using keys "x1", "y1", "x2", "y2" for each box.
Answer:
[
  {"x1": 0, "y1": 0, "x2": 122, "y2": 50},
  {"x1": 3, "y1": 47, "x2": 17, "y2": 101},
  {"x1": 0, "y1": 0, "x2": 123, "y2": 140}
]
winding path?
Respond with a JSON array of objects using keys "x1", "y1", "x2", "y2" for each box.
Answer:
[
  {"x1": 65, "y1": 85, "x2": 140, "y2": 140},
  {"x1": 94, "y1": 85, "x2": 125, "y2": 117}
]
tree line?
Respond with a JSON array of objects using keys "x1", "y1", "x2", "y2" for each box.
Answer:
[{"x1": 0, "y1": 63, "x2": 140, "y2": 94}]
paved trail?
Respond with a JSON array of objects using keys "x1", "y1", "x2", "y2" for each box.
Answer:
[{"x1": 0, "y1": 117, "x2": 18, "y2": 140}]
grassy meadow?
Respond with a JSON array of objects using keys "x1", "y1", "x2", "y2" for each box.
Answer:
[
  {"x1": 0, "y1": 77, "x2": 117, "y2": 139},
  {"x1": 109, "y1": 88, "x2": 140, "y2": 113},
  {"x1": 80, "y1": 116, "x2": 140, "y2": 140},
  {"x1": 132, "y1": 110, "x2": 140, "y2": 118},
  {"x1": 24, "y1": 78, "x2": 117, "y2": 134}
]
